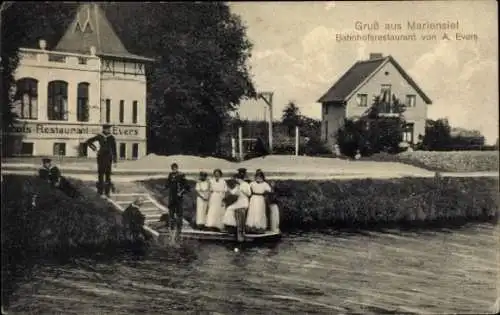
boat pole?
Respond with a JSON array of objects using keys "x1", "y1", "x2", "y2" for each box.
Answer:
[
  {"x1": 295, "y1": 125, "x2": 299, "y2": 156},
  {"x1": 238, "y1": 126, "x2": 243, "y2": 161}
]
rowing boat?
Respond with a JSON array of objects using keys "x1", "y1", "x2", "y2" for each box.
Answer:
[{"x1": 152, "y1": 223, "x2": 281, "y2": 243}]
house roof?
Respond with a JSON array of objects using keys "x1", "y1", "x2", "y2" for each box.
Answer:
[
  {"x1": 54, "y1": 3, "x2": 153, "y2": 62},
  {"x1": 317, "y1": 55, "x2": 432, "y2": 104}
]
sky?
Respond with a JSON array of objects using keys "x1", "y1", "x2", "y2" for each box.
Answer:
[{"x1": 229, "y1": 1, "x2": 498, "y2": 144}]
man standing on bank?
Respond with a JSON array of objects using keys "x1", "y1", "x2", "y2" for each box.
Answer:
[
  {"x1": 85, "y1": 124, "x2": 117, "y2": 198},
  {"x1": 165, "y1": 163, "x2": 190, "y2": 244}
]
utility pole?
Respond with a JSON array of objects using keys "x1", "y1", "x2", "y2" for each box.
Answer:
[{"x1": 257, "y1": 91, "x2": 274, "y2": 153}]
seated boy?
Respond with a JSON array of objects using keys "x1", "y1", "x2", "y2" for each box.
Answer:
[
  {"x1": 38, "y1": 158, "x2": 79, "y2": 198},
  {"x1": 122, "y1": 197, "x2": 148, "y2": 242},
  {"x1": 38, "y1": 158, "x2": 62, "y2": 188}
]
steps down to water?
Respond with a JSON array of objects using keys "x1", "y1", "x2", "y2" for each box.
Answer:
[{"x1": 89, "y1": 181, "x2": 189, "y2": 229}]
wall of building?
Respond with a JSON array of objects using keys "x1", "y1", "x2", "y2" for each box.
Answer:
[
  {"x1": 100, "y1": 63, "x2": 147, "y2": 126},
  {"x1": 7, "y1": 48, "x2": 148, "y2": 159},
  {"x1": 345, "y1": 61, "x2": 429, "y2": 142},
  {"x1": 14, "y1": 48, "x2": 101, "y2": 123},
  {"x1": 322, "y1": 103, "x2": 346, "y2": 146}
]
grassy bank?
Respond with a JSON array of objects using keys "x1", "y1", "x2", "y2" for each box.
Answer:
[
  {"x1": 365, "y1": 150, "x2": 499, "y2": 172},
  {"x1": 1, "y1": 175, "x2": 145, "y2": 305},
  {"x1": 143, "y1": 176, "x2": 498, "y2": 231}
]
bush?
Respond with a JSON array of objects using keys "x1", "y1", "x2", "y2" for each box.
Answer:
[
  {"x1": 142, "y1": 176, "x2": 498, "y2": 231},
  {"x1": 368, "y1": 150, "x2": 499, "y2": 172},
  {"x1": 303, "y1": 137, "x2": 332, "y2": 156}
]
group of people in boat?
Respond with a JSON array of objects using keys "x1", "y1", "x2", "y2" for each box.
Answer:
[
  {"x1": 164, "y1": 163, "x2": 280, "y2": 241},
  {"x1": 195, "y1": 167, "x2": 280, "y2": 235}
]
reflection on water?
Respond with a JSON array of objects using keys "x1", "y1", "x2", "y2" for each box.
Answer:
[{"x1": 9, "y1": 223, "x2": 499, "y2": 315}]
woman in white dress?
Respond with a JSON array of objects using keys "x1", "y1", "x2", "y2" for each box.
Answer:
[
  {"x1": 246, "y1": 170, "x2": 272, "y2": 234},
  {"x1": 223, "y1": 172, "x2": 251, "y2": 234},
  {"x1": 204, "y1": 169, "x2": 228, "y2": 231},
  {"x1": 195, "y1": 171, "x2": 210, "y2": 229}
]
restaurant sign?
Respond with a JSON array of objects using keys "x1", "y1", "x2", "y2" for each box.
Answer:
[{"x1": 7, "y1": 122, "x2": 140, "y2": 137}]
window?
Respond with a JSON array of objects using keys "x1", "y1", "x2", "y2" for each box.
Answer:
[
  {"x1": 403, "y1": 123, "x2": 415, "y2": 143},
  {"x1": 357, "y1": 94, "x2": 368, "y2": 107},
  {"x1": 132, "y1": 101, "x2": 138, "y2": 124},
  {"x1": 48, "y1": 54, "x2": 66, "y2": 63},
  {"x1": 53, "y1": 143, "x2": 66, "y2": 156},
  {"x1": 381, "y1": 84, "x2": 392, "y2": 101},
  {"x1": 14, "y1": 78, "x2": 38, "y2": 119},
  {"x1": 119, "y1": 100, "x2": 124, "y2": 123},
  {"x1": 119, "y1": 143, "x2": 126, "y2": 159},
  {"x1": 406, "y1": 94, "x2": 416, "y2": 108},
  {"x1": 132, "y1": 143, "x2": 139, "y2": 159},
  {"x1": 77, "y1": 82, "x2": 89, "y2": 122},
  {"x1": 78, "y1": 143, "x2": 88, "y2": 157},
  {"x1": 323, "y1": 103, "x2": 329, "y2": 115},
  {"x1": 105, "y1": 99, "x2": 111, "y2": 123},
  {"x1": 380, "y1": 84, "x2": 392, "y2": 113},
  {"x1": 48, "y1": 81, "x2": 68, "y2": 121},
  {"x1": 78, "y1": 57, "x2": 87, "y2": 65},
  {"x1": 20, "y1": 142, "x2": 34, "y2": 156}
]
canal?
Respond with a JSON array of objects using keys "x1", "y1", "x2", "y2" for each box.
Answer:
[{"x1": 8, "y1": 223, "x2": 498, "y2": 314}]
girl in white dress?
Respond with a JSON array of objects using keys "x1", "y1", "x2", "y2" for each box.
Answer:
[
  {"x1": 195, "y1": 171, "x2": 210, "y2": 229},
  {"x1": 246, "y1": 170, "x2": 272, "y2": 233},
  {"x1": 223, "y1": 173, "x2": 251, "y2": 230},
  {"x1": 205, "y1": 169, "x2": 228, "y2": 231}
]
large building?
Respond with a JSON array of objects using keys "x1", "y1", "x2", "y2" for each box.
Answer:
[
  {"x1": 318, "y1": 53, "x2": 432, "y2": 147},
  {"x1": 6, "y1": 3, "x2": 153, "y2": 159}
]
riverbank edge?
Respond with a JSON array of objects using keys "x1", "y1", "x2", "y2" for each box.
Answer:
[
  {"x1": 0, "y1": 175, "x2": 150, "y2": 308},
  {"x1": 143, "y1": 176, "x2": 499, "y2": 232}
]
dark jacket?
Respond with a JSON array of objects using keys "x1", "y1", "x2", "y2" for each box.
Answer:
[
  {"x1": 165, "y1": 172, "x2": 190, "y2": 203},
  {"x1": 85, "y1": 133, "x2": 117, "y2": 163},
  {"x1": 39, "y1": 165, "x2": 61, "y2": 186},
  {"x1": 123, "y1": 204, "x2": 146, "y2": 231}
]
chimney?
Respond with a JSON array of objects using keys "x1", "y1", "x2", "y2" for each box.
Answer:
[
  {"x1": 39, "y1": 39, "x2": 47, "y2": 50},
  {"x1": 369, "y1": 53, "x2": 383, "y2": 60}
]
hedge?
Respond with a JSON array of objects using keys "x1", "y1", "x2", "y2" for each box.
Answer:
[
  {"x1": 366, "y1": 150, "x2": 499, "y2": 172},
  {"x1": 142, "y1": 176, "x2": 498, "y2": 231}
]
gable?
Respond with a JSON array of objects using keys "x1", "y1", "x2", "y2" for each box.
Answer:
[
  {"x1": 317, "y1": 58, "x2": 385, "y2": 103},
  {"x1": 346, "y1": 56, "x2": 432, "y2": 104},
  {"x1": 55, "y1": 4, "x2": 153, "y2": 61},
  {"x1": 318, "y1": 55, "x2": 432, "y2": 105}
]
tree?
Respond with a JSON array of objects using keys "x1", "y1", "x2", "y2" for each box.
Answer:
[
  {"x1": 336, "y1": 94, "x2": 407, "y2": 157},
  {"x1": 422, "y1": 119, "x2": 452, "y2": 150},
  {"x1": 103, "y1": 3, "x2": 256, "y2": 155},
  {"x1": 1, "y1": 3, "x2": 255, "y2": 156},
  {"x1": 282, "y1": 101, "x2": 301, "y2": 136},
  {"x1": 1, "y1": 2, "x2": 78, "y2": 155}
]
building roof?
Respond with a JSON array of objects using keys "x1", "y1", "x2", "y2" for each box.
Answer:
[
  {"x1": 317, "y1": 55, "x2": 432, "y2": 104},
  {"x1": 54, "y1": 3, "x2": 153, "y2": 62}
]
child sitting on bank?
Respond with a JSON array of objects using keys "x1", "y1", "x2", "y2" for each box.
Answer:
[
  {"x1": 38, "y1": 158, "x2": 79, "y2": 198},
  {"x1": 122, "y1": 197, "x2": 148, "y2": 242}
]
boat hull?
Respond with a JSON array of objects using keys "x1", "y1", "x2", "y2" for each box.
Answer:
[{"x1": 153, "y1": 225, "x2": 281, "y2": 243}]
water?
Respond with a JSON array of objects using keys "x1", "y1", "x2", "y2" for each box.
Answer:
[{"x1": 8, "y1": 223, "x2": 499, "y2": 315}]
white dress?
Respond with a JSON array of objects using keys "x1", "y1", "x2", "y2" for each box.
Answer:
[
  {"x1": 245, "y1": 181, "x2": 272, "y2": 230},
  {"x1": 222, "y1": 180, "x2": 251, "y2": 227},
  {"x1": 205, "y1": 178, "x2": 228, "y2": 230},
  {"x1": 195, "y1": 180, "x2": 210, "y2": 226}
]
